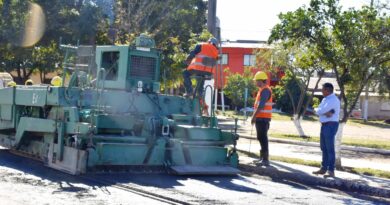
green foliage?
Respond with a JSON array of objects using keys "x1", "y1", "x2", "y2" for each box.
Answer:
[
  {"x1": 224, "y1": 67, "x2": 257, "y2": 110},
  {"x1": 160, "y1": 30, "x2": 212, "y2": 90},
  {"x1": 312, "y1": 97, "x2": 320, "y2": 108},
  {"x1": 272, "y1": 71, "x2": 310, "y2": 114},
  {"x1": 257, "y1": 40, "x2": 326, "y2": 119},
  {"x1": 0, "y1": 0, "x2": 207, "y2": 85},
  {"x1": 32, "y1": 41, "x2": 62, "y2": 82},
  {"x1": 269, "y1": 0, "x2": 390, "y2": 122},
  {"x1": 113, "y1": 0, "x2": 207, "y2": 87},
  {"x1": 0, "y1": 0, "x2": 108, "y2": 82}
]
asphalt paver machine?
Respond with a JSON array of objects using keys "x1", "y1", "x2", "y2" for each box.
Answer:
[{"x1": 0, "y1": 35, "x2": 239, "y2": 175}]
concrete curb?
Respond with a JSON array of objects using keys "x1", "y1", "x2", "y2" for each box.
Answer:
[
  {"x1": 239, "y1": 160, "x2": 390, "y2": 199},
  {"x1": 239, "y1": 134, "x2": 390, "y2": 155}
]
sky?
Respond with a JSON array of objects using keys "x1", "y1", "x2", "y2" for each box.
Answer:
[{"x1": 216, "y1": 0, "x2": 373, "y2": 41}]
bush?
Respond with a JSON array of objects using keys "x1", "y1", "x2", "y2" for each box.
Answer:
[{"x1": 224, "y1": 67, "x2": 257, "y2": 110}]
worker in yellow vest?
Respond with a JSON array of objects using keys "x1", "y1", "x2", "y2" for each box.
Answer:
[
  {"x1": 251, "y1": 71, "x2": 273, "y2": 166},
  {"x1": 183, "y1": 37, "x2": 219, "y2": 98}
]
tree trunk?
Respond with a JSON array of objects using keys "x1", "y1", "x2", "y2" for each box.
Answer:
[
  {"x1": 40, "y1": 71, "x2": 44, "y2": 83},
  {"x1": 335, "y1": 122, "x2": 345, "y2": 170},
  {"x1": 292, "y1": 114, "x2": 307, "y2": 137}
]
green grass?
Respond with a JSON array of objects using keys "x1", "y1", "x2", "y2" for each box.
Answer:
[
  {"x1": 347, "y1": 167, "x2": 390, "y2": 179},
  {"x1": 347, "y1": 118, "x2": 390, "y2": 129},
  {"x1": 217, "y1": 110, "x2": 247, "y2": 120},
  {"x1": 270, "y1": 155, "x2": 321, "y2": 167},
  {"x1": 269, "y1": 132, "x2": 390, "y2": 150},
  {"x1": 219, "y1": 110, "x2": 390, "y2": 129},
  {"x1": 238, "y1": 150, "x2": 390, "y2": 180},
  {"x1": 218, "y1": 111, "x2": 317, "y2": 121}
]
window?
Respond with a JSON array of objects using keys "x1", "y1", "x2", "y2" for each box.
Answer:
[
  {"x1": 101, "y1": 51, "x2": 120, "y2": 80},
  {"x1": 217, "y1": 54, "x2": 228, "y2": 65},
  {"x1": 244, "y1": 54, "x2": 255, "y2": 66}
]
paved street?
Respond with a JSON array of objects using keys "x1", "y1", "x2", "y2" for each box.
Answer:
[
  {"x1": 0, "y1": 149, "x2": 387, "y2": 205},
  {"x1": 0, "y1": 117, "x2": 389, "y2": 204}
]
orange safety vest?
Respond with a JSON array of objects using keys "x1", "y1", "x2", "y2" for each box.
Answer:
[
  {"x1": 253, "y1": 86, "x2": 273, "y2": 119},
  {"x1": 187, "y1": 43, "x2": 218, "y2": 73}
]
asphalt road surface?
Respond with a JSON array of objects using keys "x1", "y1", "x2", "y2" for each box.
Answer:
[{"x1": 0, "y1": 148, "x2": 387, "y2": 205}]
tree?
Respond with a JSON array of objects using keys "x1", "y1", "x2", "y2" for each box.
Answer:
[
  {"x1": 224, "y1": 67, "x2": 257, "y2": 111},
  {"x1": 269, "y1": 0, "x2": 390, "y2": 168},
  {"x1": 0, "y1": 0, "x2": 35, "y2": 82},
  {"x1": 0, "y1": 0, "x2": 109, "y2": 82},
  {"x1": 257, "y1": 43, "x2": 325, "y2": 138},
  {"x1": 32, "y1": 41, "x2": 62, "y2": 83},
  {"x1": 113, "y1": 0, "x2": 207, "y2": 87}
]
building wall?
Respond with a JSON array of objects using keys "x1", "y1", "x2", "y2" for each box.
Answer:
[
  {"x1": 359, "y1": 96, "x2": 390, "y2": 119},
  {"x1": 217, "y1": 46, "x2": 274, "y2": 88}
]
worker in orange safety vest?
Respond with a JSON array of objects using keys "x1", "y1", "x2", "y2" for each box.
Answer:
[
  {"x1": 251, "y1": 71, "x2": 273, "y2": 166},
  {"x1": 183, "y1": 37, "x2": 219, "y2": 98}
]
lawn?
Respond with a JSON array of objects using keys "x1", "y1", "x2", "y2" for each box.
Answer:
[
  {"x1": 218, "y1": 110, "x2": 390, "y2": 129},
  {"x1": 269, "y1": 132, "x2": 390, "y2": 150}
]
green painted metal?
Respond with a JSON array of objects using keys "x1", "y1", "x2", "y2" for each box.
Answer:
[
  {"x1": 0, "y1": 34, "x2": 239, "y2": 175},
  {"x1": 185, "y1": 146, "x2": 229, "y2": 166},
  {"x1": 174, "y1": 125, "x2": 221, "y2": 141}
]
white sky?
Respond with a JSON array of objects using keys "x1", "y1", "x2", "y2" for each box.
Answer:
[{"x1": 217, "y1": 0, "x2": 372, "y2": 41}]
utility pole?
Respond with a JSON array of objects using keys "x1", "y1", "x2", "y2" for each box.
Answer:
[
  {"x1": 207, "y1": 0, "x2": 217, "y2": 37},
  {"x1": 208, "y1": 0, "x2": 225, "y2": 112}
]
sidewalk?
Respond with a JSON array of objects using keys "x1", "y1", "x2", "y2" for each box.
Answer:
[
  {"x1": 237, "y1": 137, "x2": 390, "y2": 172},
  {"x1": 217, "y1": 115, "x2": 390, "y2": 198},
  {"x1": 217, "y1": 116, "x2": 390, "y2": 172},
  {"x1": 239, "y1": 156, "x2": 390, "y2": 199},
  {"x1": 238, "y1": 116, "x2": 390, "y2": 141}
]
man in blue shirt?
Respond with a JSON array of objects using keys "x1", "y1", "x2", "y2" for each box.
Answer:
[{"x1": 313, "y1": 83, "x2": 340, "y2": 178}]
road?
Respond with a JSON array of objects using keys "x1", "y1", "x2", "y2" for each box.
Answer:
[{"x1": 0, "y1": 148, "x2": 387, "y2": 205}]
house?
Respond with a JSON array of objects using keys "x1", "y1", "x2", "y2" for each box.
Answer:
[{"x1": 215, "y1": 40, "x2": 280, "y2": 88}]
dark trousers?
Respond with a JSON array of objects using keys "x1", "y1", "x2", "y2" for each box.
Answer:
[
  {"x1": 255, "y1": 119, "x2": 270, "y2": 155},
  {"x1": 183, "y1": 69, "x2": 210, "y2": 97},
  {"x1": 320, "y1": 122, "x2": 339, "y2": 171}
]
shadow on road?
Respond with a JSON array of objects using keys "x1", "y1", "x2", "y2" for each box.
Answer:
[{"x1": 0, "y1": 148, "x2": 261, "y2": 198}]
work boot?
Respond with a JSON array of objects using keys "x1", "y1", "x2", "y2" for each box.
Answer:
[
  {"x1": 253, "y1": 152, "x2": 263, "y2": 164},
  {"x1": 260, "y1": 152, "x2": 270, "y2": 166},
  {"x1": 312, "y1": 168, "x2": 327, "y2": 175},
  {"x1": 323, "y1": 170, "x2": 335, "y2": 178}
]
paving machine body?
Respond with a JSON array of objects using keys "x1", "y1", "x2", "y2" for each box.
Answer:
[{"x1": 0, "y1": 35, "x2": 239, "y2": 175}]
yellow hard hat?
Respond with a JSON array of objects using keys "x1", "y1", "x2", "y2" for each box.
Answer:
[
  {"x1": 7, "y1": 81, "x2": 16, "y2": 87},
  {"x1": 51, "y1": 76, "x2": 63, "y2": 86},
  {"x1": 253, "y1": 71, "x2": 268, "y2": 81},
  {"x1": 25, "y1": 79, "x2": 34, "y2": 85}
]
